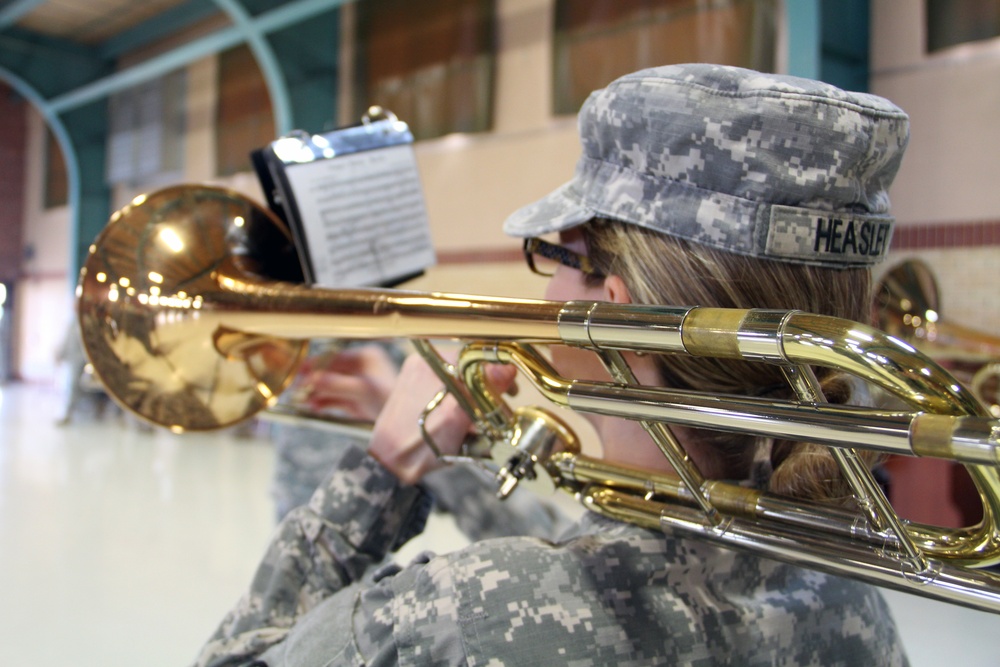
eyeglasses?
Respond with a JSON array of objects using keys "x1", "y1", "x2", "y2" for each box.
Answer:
[{"x1": 523, "y1": 237, "x2": 604, "y2": 278}]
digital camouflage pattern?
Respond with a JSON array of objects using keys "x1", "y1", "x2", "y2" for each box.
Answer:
[
  {"x1": 422, "y1": 464, "x2": 576, "y2": 543},
  {"x1": 271, "y1": 421, "x2": 363, "y2": 520},
  {"x1": 270, "y1": 340, "x2": 406, "y2": 521},
  {"x1": 195, "y1": 446, "x2": 432, "y2": 666},
  {"x1": 273, "y1": 420, "x2": 573, "y2": 540},
  {"x1": 194, "y1": 446, "x2": 909, "y2": 666},
  {"x1": 503, "y1": 64, "x2": 910, "y2": 268}
]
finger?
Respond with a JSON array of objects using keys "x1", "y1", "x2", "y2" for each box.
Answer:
[
  {"x1": 367, "y1": 355, "x2": 474, "y2": 484},
  {"x1": 482, "y1": 363, "x2": 519, "y2": 396},
  {"x1": 326, "y1": 346, "x2": 396, "y2": 375},
  {"x1": 303, "y1": 375, "x2": 386, "y2": 420}
]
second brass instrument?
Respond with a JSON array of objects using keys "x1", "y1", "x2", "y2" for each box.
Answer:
[
  {"x1": 78, "y1": 185, "x2": 1000, "y2": 615},
  {"x1": 876, "y1": 258, "x2": 1000, "y2": 417}
]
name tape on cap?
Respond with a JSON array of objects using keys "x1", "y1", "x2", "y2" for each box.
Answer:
[{"x1": 765, "y1": 205, "x2": 894, "y2": 266}]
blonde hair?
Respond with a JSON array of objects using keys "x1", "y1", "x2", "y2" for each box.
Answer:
[{"x1": 582, "y1": 218, "x2": 876, "y2": 503}]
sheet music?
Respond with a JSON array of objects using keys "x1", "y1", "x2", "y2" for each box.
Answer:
[{"x1": 283, "y1": 144, "x2": 436, "y2": 287}]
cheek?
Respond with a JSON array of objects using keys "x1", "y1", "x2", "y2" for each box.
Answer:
[
  {"x1": 543, "y1": 270, "x2": 574, "y2": 302},
  {"x1": 544, "y1": 269, "x2": 612, "y2": 380},
  {"x1": 544, "y1": 268, "x2": 604, "y2": 302},
  {"x1": 550, "y1": 344, "x2": 612, "y2": 383}
]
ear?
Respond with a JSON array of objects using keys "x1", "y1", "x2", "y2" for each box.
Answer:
[{"x1": 602, "y1": 274, "x2": 633, "y2": 305}]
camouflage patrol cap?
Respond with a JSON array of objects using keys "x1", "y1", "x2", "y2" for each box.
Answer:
[{"x1": 503, "y1": 64, "x2": 910, "y2": 267}]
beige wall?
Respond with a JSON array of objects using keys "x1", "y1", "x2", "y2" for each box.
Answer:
[
  {"x1": 872, "y1": 1, "x2": 1000, "y2": 223},
  {"x1": 16, "y1": 109, "x2": 74, "y2": 383},
  {"x1": 871, "y1": 0, "x2": 1000, "y2": 334},
  {"x1": 387, "y1": 0, "x2": 578, "y2": 299}
]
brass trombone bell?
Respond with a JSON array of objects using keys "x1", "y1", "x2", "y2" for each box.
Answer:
[{"x1": 76, "y1": 186, "x2": 310, "y2": 431}]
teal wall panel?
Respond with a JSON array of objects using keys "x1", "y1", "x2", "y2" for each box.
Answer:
[
  {"x1": 786, "y1": 0, "x2": 870, "y2": 92},
  {"x1": 820, "y1": 0, "x2": 870, "y2": 92},
  {"x1": 786, "y1": 0, "x2": 821, "y2": 79},
  {"x1": 267, "y1": 8, "x2": 341, "y2": 133},
  {"x1": 61, "y1": 101, "x2": 109, "y2": 279}
]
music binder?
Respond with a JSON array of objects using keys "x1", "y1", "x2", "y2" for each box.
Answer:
[{"x1": 253, "y1": 107, "x2": 436, "y2": 288}]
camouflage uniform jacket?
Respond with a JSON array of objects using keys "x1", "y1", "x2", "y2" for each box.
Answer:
[{"x1": 194, "y1": 446, "x2": 910, "y2": 666}]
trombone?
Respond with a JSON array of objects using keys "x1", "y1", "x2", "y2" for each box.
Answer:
[
  {"x1": 77, "y1": 185, "x2": 1000, "y2": 614},
  {"x1": 876, "y1": 258, "x2": 1000, "y2": 417}
]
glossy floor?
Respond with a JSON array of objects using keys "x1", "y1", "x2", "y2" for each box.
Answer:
[{"x1": 0, "y1": 382, "x2": 997, "y2": 666}]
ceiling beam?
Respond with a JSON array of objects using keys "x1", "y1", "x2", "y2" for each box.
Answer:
[
  {"x1": 47, "y1": 0, "x2": 352, "y2": 116},
  {"x1": 100, "y1": 0, "x2": 223, "y2": 59},
  {"x1": 0, "y1": 0, "x2": 47, "y2": 30},
  {"x1": 49, "y1": 27, "x2": 242, "y2": 113}
]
